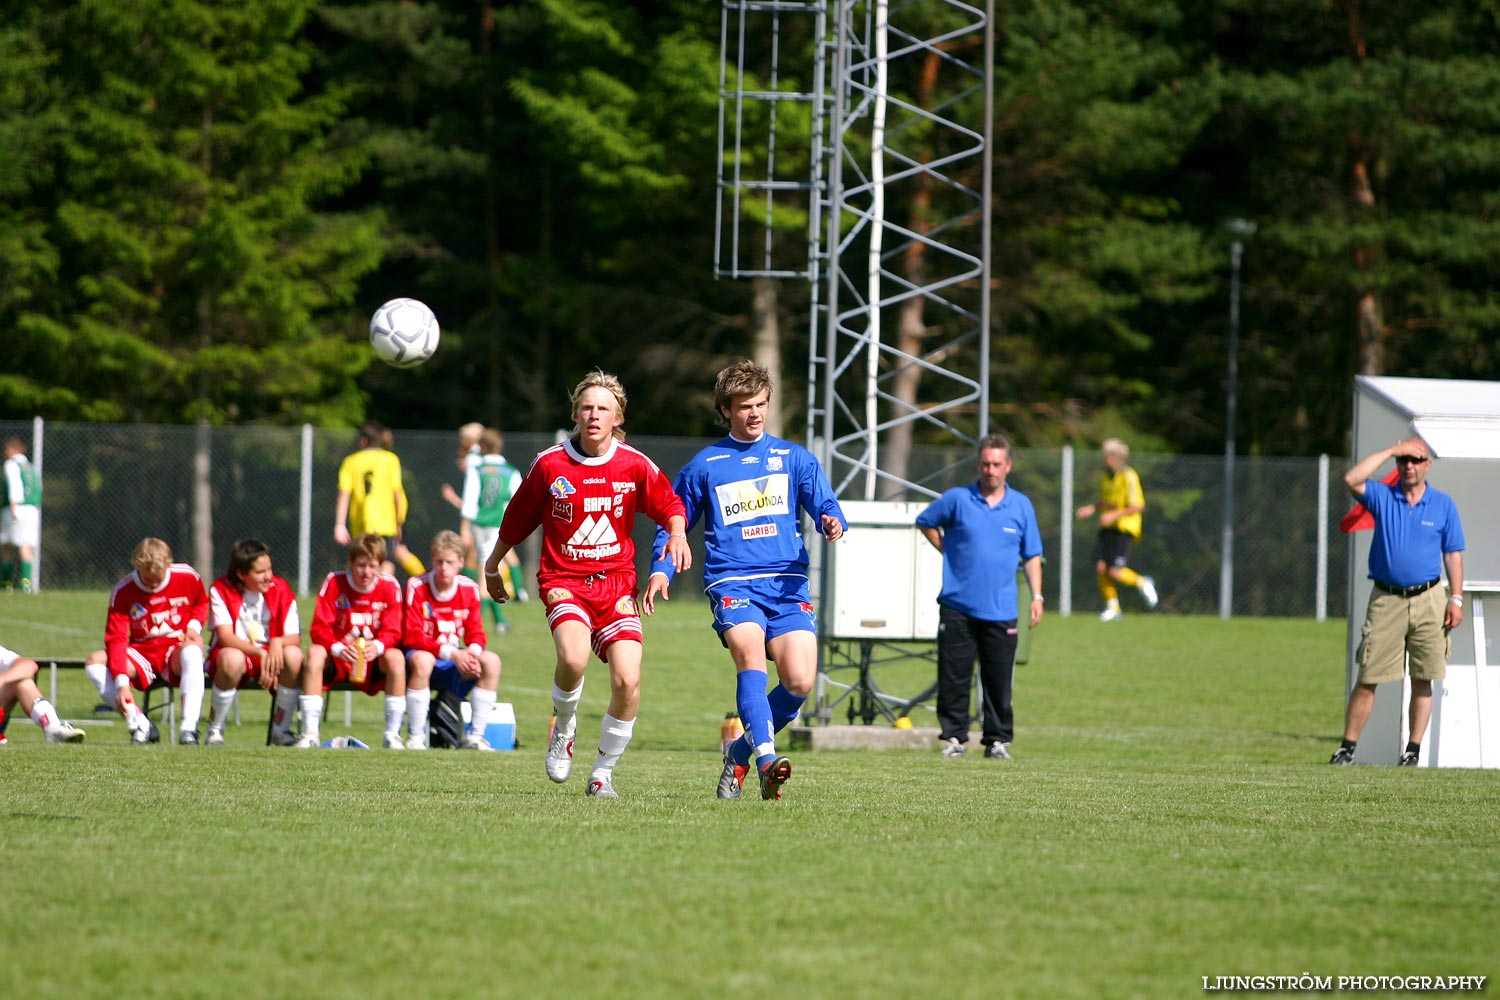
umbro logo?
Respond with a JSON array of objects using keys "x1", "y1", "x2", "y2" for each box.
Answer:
[{"x1": 567, "y1": 515, "x2": 618, "y2": 547}]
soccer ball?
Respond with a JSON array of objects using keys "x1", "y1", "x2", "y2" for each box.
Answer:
[{"x1": 369, "y1": 298, "x2": 440, "y2": 368}]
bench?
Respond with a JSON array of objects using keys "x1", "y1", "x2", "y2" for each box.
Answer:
[{"x1": 35, "y1": 655, "x2": 278, "y2": 744}]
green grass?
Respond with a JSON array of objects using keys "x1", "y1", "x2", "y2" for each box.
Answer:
[{"x1": 2, "y1": 592, "x2": 1497, "y2": 999}]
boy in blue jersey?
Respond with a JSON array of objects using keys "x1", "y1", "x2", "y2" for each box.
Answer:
[{"x1": 645, "y1": 361, "x2": 846, "y2": 801}]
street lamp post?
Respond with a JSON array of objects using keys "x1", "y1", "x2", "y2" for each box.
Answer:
[{"x1": 1220, "y1": 219, "x2": 1256, "y2": 621}]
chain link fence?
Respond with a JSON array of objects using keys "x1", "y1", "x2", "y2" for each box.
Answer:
[{"x1": 0, "y1": 418, "x2": 1353, "y2": 619}]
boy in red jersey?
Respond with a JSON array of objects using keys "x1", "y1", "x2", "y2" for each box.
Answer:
[
  {"x1": 300, "y1": 534, "x2": 407, "y2": 749},
  {"x1": 83, "y1": 538, "x2": 211, "y2": 744},
  {"x1": 403, "y1": 530, "x2": 501, "y2": 749},
  {"x1": 1, "y1": 643, "x2": 85, "y2": 743},
  {"x1": 207, "y1": 539, "x2": 303, "y2": 746},
  {"x1": 483, "y1": 370, "x2": 691, "y2": 797}
]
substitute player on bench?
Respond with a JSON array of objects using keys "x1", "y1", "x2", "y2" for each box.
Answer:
[
  {"x1": 83, "y1": 538, "x2": 211, "y2": 744},
  {"x1": 301, "y1": 533, "x2": 407, "y2": 749}
]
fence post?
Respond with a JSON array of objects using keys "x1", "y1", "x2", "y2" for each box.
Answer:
[
  {"x1": 298, "y1": 424, "x2": 313, "y2": 596},
  {"x1": 32, "y1": 415, "x2": 44, "y2": 592},
  {"x1": 1316, "y1": 453, "x2": 1329, "y2": 622},
  {"x1": 193, "y1": 419, "x2": 213, "y2": 579},
  {"x1": 1060, "y1": 445, "x2": 1074, "y2": 617},
  {"x1": 1220, "y1": 453, "x2": 1235, "y2": 620}
]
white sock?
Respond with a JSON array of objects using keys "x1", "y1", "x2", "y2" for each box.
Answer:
[
  {"x1": 300, "y1": 695, "x2": 323, "y2": 740},
  {"x1": 178, "y1": 645, "x2": 205, "y2": 732},
  {"x1": 591, "y1": 713, "x2": 634, "y2": 780},
  {"x1": 384, "y1": 695, "x2": 405, "y2": 737},
  {"x1": 30, "y1": 697, "x2": 60, "y2": 732},
  {"x1": 406, "y1": 689, "x2": 430, "y2": 737},
  {"x1": 552, "y1": 680, "x2": 583, "y2": 737},
  {"x1": 469, "y1": 687, "x2": 497, "y2": 735},
  {"x1": 271, "y1": 686, "x2": 300, "y2": 735},
  {"x1": 85, "y1": 661, "x2": 111, "y2": 700},
  {"x1": 209, "y1": 686, "x2": 236, "y2": 731}
]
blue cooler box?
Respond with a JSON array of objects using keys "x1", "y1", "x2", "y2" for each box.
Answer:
[{"x1": 483, "y1": 702, "x2": 516, "y2": 750}]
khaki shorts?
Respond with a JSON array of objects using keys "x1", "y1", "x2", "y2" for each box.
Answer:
[{"x1": 1356, "y1": 585, "x2": 1450, "y2": 684}]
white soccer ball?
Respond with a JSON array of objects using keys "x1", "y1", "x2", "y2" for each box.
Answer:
[{"x1": 370, "y1": 297, "x2": 440, "y2": 368}]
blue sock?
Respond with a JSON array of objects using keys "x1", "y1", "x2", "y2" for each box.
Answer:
[
  {"x1": 767, "y1": 684, "x2": 806, "y2": 734},
  {"x1": 735, "y1": 669, "x2": 776, "y2": 770}
]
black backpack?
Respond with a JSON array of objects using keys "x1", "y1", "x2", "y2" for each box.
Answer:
[{"x1": 428, "y1": 688, "x2": 465, "y2": 748}]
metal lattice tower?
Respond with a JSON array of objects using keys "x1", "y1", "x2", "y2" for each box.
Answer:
[{"x1": 717, "y1": 0, "x2": 995, "y2": 501}]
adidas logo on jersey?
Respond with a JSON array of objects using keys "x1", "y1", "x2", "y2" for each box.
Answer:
[{"x1": 563, "y1": 514, "x2": 623, "y2": 560}]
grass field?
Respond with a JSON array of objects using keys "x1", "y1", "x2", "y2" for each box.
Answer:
[{"x1": 2, "y1": 592, "x2": 1496, "y2": 999}]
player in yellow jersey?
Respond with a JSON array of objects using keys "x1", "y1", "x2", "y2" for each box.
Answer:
[
  {"x1": 334, "y1": 421, "x2": 426, "y2": 578},
  {"x1": 1075, "y1": 438, "x2": 1158, "y2": 621}
]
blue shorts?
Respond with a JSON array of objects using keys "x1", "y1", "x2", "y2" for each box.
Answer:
[
  {"x1": 404, "y1": 651, "x2": 475, "y2": 697},
  {"x1": 707, "y1": 576, "x2": 818, "y2": 646}
]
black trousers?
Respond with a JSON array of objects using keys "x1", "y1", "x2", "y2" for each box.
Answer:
[{"x1": 936, "y1": 605, "x2": 1018, "y2": 746}]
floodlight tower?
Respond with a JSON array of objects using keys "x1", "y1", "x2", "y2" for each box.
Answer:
[
  {"x1": 718, "y1": 0, "x2": 997, "y2": 724},
  {"x1": 717, "y1": 0, "x2": 995, "y2": 500}
]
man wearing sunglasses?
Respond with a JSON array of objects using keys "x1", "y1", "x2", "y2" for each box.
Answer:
[{"x1": 1332, "y1": 436, "x2": 1465, "y2": 766}]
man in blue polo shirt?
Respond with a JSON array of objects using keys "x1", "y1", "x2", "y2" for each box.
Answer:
[
  {"x1": 1332, "y1": 435, "x2": 1465, "y2": 767},
  {"x1": 917, "y1": 433, "x2": 1044, "y2": 760}
]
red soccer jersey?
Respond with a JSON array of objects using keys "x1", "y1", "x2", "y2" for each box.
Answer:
[
  {"x1": 403, "y1": 573, "x2": 488, "y2": 657},
  {"x1": 104, "y1": 564, "x2": 211, "y2": 676},
  {"x1": 499, "y1": 437, "x2": 685, "y2": 581},
  {"x1": 310, "y1": 570, "x2": 403, "y2": 652}
]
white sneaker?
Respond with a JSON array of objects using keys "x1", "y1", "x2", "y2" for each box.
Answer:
[
  {"x1": 546, "y1": 729, "x2": 575, "y2": 783},
  {"x1": 382, "y1": 733, "x2": 407, "y2": 750},
  {"x1": 46, "y1": 722, "x2": 87, "y2": 744},
  {"x1": 294, "y1": 733, "x2": 320, "y2": 749},
  {"x1": 1099, "y1": 606, "x2": 1123, "y2": 622},
  {"x1": 585, "y1": 775, "x2": 618, "y2": 798},
  {"x1": 205, "y1": 728, "x2": 226, "y2": 746},
  {"x1": 1138, "y1": 576, "x2": 1159, "y2": 609},
  {"x1": 403, "y1": 732, "x2": 428, "y2": 750},
  {"x1": 128, "y1": 714, "x2": 152, "y2": 744},
  {"x1": 461, "y1": 732, "x2": 494, "y2": 751}
]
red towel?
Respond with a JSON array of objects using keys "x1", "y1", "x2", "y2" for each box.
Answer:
[{"x1": 1339, "y1": 469, "x2": 1400, "y2": 533}]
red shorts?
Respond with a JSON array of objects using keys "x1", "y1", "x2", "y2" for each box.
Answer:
[
  {"x1": 113, "y1": 639, "x2": 188, "y2": 689},
  {"x1": 208, "y1": 643, "x2": 266, "y2": 680},
  {"x1": 320, "y1": 647, "x2": 389, "y2": 697},
  {"x1": 540, "y1": 572, "x2": 643, "y2": 662}
]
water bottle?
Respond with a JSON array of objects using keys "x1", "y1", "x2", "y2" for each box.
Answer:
[
  {"x1": 720, "y1": 712, "x2": 744, "y2": 753},
  {"x1": 350, "y1": 628, "x2": 370, "y2": 684}
]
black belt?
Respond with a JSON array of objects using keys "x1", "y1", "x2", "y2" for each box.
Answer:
[{"x1": 1373, "y1": 579, "x2": 1440, "y2": 598}]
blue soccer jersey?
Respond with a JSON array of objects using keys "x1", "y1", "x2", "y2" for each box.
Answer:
[{"x1": 650, "y1": 433, "x2": 846, "y2": 591}]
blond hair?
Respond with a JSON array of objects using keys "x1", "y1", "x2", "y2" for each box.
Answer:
[
  {"x1": 1102, "y1": 438, "x2": 1130, "y2": 460},
  {"x1": 713, "y1": 361, "x2": 772, "y2": 427},
  {"x1": 349, "y1": 533, "x2": 387, "y2": 566},
  {"x1": 431, "y1": 529, "x2": 467, "y2": 561},
  {"x1": 570, "y1": 369, "x2": 628, "y2": 441},
  {"x1": 133, "y1": 537, "x2": 173, "y2": 576},
  {"x1": 480, "y1": 427, "x2": 504, "y2": 455},
  {"x1": 458, "y1": 422, "x2": 484, "y2": 449}
]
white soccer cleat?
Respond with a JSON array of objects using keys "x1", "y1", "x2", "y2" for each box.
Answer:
[
  {"x1": 461, "y1": 732, "x2": 494, "y2": 751},
  {"x1": 46, "y1": 722, "x2": 87, "y2": 744},
  {"x1": 205, "y1": 728, "x2": 226, "y2": 747},
  {"x1": 294, "y1": 733, "x2": 320, "y2": 749},
  {"x1": 585, "y1": 775, "x2": 618, "y2": 799},
  {"x1": 1099, "y1": 606, "x2": 1123, "y2": 622},
  {"x1": 403, "y1": 732, "x2": 428, "y2": 750},
  {"x1": 128, "y1": 715, "x2": 152, "y2": 744},
  {"x1": 1138, "y1": 576, "x2": 1159, "y2": 609},
  {"x1": 545, "y1": 730, "x2": 575, "y2": 783}
]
